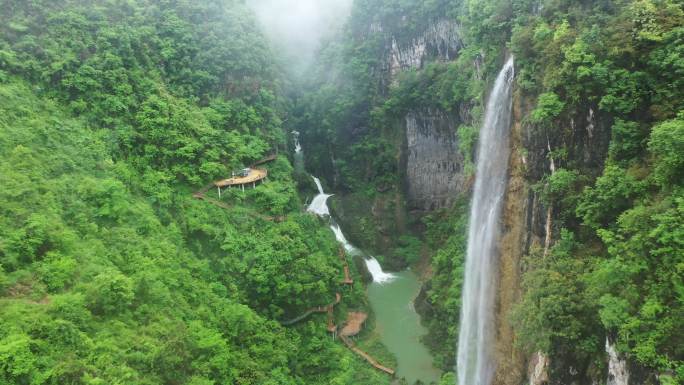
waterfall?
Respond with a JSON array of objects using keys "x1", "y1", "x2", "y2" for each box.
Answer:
[
  {"x1": 307, "y1": 176, "x2": 395, "y2": 283},
  {"x1": 330, "y1": 222, "x2": 355, "y2": 253},
  {"x1": 293, "y1": 130, "x2": 302, "y2": 153},
  {"x1": 456, "y1": 57, "x2": 515, "y2": 385},
  {"x1": 364, "y1": 256, "x2": 395, "y2": 283},
  {"x1": 307, "y1": 177, "x2": 332, "y2": 216}
]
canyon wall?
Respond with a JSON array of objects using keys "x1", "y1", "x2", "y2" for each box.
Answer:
[
  {"x1": 404, "y1": 108, "x2": 466, "y2": 211},
  {"x1": 382, "y1": 19, "x2": 463, "y2": 80},
  {"x1": 303, "y1": 1, "x2": 681, "y2": 382},
  {"x1": 493, "y1": 86, "x2": 614, "y2": 385},
  {"x1": 331, "y1": 18, "x2": 469, "y2": 258}
]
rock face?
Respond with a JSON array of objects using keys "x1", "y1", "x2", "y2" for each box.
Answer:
[
  {"x1": 330, "y1": 19, "x2": 467, "y2": 258},
  {"x1": 404, "y1": 108, "x2": 466, "y2": 211},
  {"x1": 606, "y1": 339, "x2": 630, "y2": 385},
  {"x1": 493, "y1": 87, "x2": 528, "y2": 385},
  {"x1": 528, "y1": 352, "x2": 550, "y2": 385},
  {"x1": 493, "y1": 89, "x2": 612, "y2": 385},
  {"x1": 386, "y1": 19, "x2": 463, "y2": 79}
]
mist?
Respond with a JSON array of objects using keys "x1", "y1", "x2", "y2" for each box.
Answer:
[{"x1": 246, "y1": 0, "x2": 353, "y2": 75}]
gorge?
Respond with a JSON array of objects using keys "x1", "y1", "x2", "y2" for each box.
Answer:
[
  {"x1": 0, "y1": 1, "x2": 682, "y2": 385},
  {"x1": 304, "y1": 140, "x2": 439, "y2": 382}
]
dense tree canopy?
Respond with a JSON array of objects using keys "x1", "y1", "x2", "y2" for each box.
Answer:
[
  {"x1": 0, "y1": 1, "x2": 391, "y2": 384},
  {"x1": 1, "y1": 0, "x2": 682, "y2": 384}
]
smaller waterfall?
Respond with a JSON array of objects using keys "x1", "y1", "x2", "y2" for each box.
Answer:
[
  {"x1": 307, "y1": 177, "x2": 332, "y2": 216},
  {"x1": 330, "y1": 223, "x2": 355, "y2": 253},
  {"x1": 364, "y1": 257, "x2": 396, "y2": 283},
  {"x1": 307, "y1": 176, "x2": 394, "y2": 284},
  {"x1": 293, "y1": 130, "x2": 302, "y2": 153}
]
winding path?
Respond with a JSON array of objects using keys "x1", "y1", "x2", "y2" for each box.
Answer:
[
  {"x1": 280, "y1": 293, "x2": 341, "y2": 326},
  {"x1": 193, "y1": 192, "x2": 282, "y2": 222},
  {"x1": 195, "y1": 159, "x2": 394, "y2": 376},
  {"x1": 278, "y1": 246, "x2": 394, "y2": 376},
  {"x1": 340, "y1": 335, "x2": 396, "y2": 375}
]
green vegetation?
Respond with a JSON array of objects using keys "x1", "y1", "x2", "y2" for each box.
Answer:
[
  {"x1": 299, "y1": 0, "x2": 683, "y2": 383},
  {"x1": 508, "y1": 0, "x2": 684, "y2": 381},
  {"x1": 419, "y1": 199, "x2": 469, "y2": 370},
  {"x1": 0, "y1": 1, "x2": 390, "y2": 384},
  {"x1": 1, "y1": 0, "x2": 682, "y2": 383}
]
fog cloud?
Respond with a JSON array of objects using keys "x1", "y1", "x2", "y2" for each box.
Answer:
[{"x1": 246, "y1": 0, "x2": 353, "y2": 74}]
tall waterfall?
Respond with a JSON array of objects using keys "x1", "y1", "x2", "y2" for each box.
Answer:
[{"x1": 457, "y1": 57, "x2": 515, "y2": 385}]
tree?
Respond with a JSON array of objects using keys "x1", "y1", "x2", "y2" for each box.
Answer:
[{"x1": 86, "y1": 270, "x2": 134, "y2": 316}]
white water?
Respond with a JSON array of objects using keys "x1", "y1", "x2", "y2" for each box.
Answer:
[
  {"x1": 307, "y1": 177, "x2": 332, "y2": 216},
  {"x1": 330, "y1": 223, "x2": 355, "y2": 253},
  {"x1": 293, "y1": 130, "x2": 302, "y2": 153},
  {"x1": 457, "y1": 57, "x2": 515, "y2": 385},
  {"x1": 364, "y1": 256, "x2": 396, "y2": 283},
  {"x1": 307, "y1": 176, "x2": 394, "y2": 283}
]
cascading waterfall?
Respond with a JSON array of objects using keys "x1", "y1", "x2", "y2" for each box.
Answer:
[
  {"x1": 307, "y1": 177, "x2": 332, "y2": 216},
  {"x1": 296, "y1": 100, "x2": 435, "y2": 384},
  {"x1": 307, "y1": 176, "x2": 394, "y2": 283},
  {"x1": 457, "y1": 57, "x2": 515, "y2": 385},
  {"x1": 293, "y1": 130, "x2": 302, "y2": 153},
  {"x1": 363, "y1": 256, "x2": 395, "y2": 283}
]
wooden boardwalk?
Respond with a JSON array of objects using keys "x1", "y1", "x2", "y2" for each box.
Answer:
[
  {"x1": 281, "y1": 293, "x2": 341, "y2": 326},
  {"x1": 278, "y1": 247, "x2": 393, "y2": 377},
  {"x1": 215, "y1": 168, "x2": 267, "y2": 188},
  {"x1": 250, "y1": 154, "x2": 277, "y2": 167},
  {"x1": 193, "y1": 193, "x2": 283, "y2": 221},
  {"x1": 193, "y1": 185, "x2": 284, "y2": 222},
  {"x1": 191, "y1": 156, "x2": 281, "y2": 220},
  {"x1": 339, "y1": 248, "x2": 354, "y2": 285},
  {"x1": 340, "y1": 335, "x2": 395, "y2": 375}
]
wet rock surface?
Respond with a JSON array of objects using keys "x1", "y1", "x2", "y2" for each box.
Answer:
[{"x1": 404, "y1": 108, "x2": 466, "y2": 212}]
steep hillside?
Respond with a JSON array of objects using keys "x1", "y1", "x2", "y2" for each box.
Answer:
[{"x1": 0, "y1": 1, "x2": 390, "y2": 384}]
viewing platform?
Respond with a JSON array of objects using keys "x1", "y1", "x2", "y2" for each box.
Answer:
[
  {"x1": 340, "y1": 311, "x2": 368, "y2": 337},
  {"x1": 214, "y1": 168, "x2": 267, "y2": 196}
]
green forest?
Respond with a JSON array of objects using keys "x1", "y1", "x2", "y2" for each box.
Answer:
[
  {"x1": 0, "y1": 1, "x2": 390, "y2": 384},
  {"x1": 1, "y1": 0, "x2": 682, "y2": 385}
]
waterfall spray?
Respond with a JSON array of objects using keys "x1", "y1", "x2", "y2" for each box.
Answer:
[{"x1": 456, "y1": 57, "x2": 515, "y2": 385}]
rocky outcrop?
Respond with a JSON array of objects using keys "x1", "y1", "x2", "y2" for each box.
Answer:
[
  {"x1": 404, "y1": 108, "x2": 466, "y2": 211},
  {"x1": 494, "y1": 87, "x2": 529, "y2": 385},
  {"x1": 386, "y1": 19, "x2": 463, "y2": 79},
  {"x1": 606, "y1": 339, "x2": 630, "y2": 385},
  {"x1": 494, "y1": 79, "x2": 613, "y2": 385},
  {"x1": 528, "y1": 352, "x2": 550, "y2": 385}
]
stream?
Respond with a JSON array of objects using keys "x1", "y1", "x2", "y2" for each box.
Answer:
[{"x1": 298, "y1": 142, "x2": 440, "y2": 383}]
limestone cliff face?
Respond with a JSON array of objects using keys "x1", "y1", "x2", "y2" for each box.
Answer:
[
  {"x1": 388, "y1": 21, "x2": 467, "y2": 213},
  {"x1": 328, "y1": 19, "x2": 467, "y2": 258},
  {"x1": 384, "y1": 19, "x2": 463, "y2": 80},
  {"x1": 494, "y1": 85, "x2": 613, "y2": 385},
  {"x1": 493, "y1": 87, "x2": 529, "y2": 385},
  {"x1": 404, "y1": 108, "x2": 466, "y2": 211}
]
